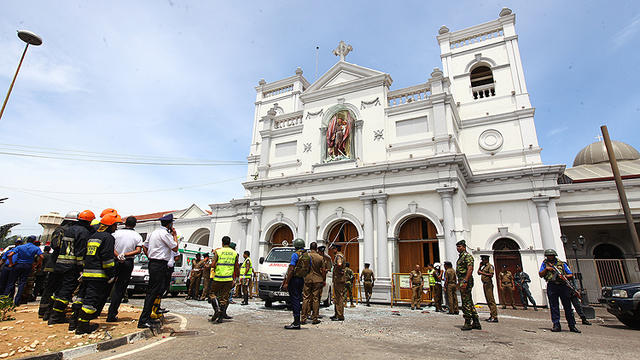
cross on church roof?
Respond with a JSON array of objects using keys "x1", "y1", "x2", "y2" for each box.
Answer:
[
  {"x1": 333, "y1": 40, "x2": 353, "y2": 61},
  {"x1": 595, "y1": 135, "x2": 603, "y2": 142}
]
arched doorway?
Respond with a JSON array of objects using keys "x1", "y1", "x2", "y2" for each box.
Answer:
[
  {"x1": 188, "y1": 228, "x2": 210, "y2": 246},
  {"x1": 270, "y1": 224, "x2": 294, "y2": 248},
  {"x1": 327, "y1": 220, "x2": 359, "y2": 273},
  {"x1": 593, "y1": 243, "x2": 626, "y2": 286},
  {"x1": 397, "y1": 217, "x2": 439, "y2": 273},
  {"x1": 492, "y1": 238, "x2": 523, "y2": 306}
]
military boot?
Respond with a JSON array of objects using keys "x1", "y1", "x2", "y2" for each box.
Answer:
[
  {"x1": 533, "y1": 305, "x2": 538, "y2": 311},
  {"x1": 241, "y1": 292, "x2": 249, "y2": 305},
  {"x1": 75, "y1": 320, "x2": 99, "y2": 335},
  {"x1": 472, "y1": 316, "x2": 482, "y2": 330},
  {"x1": 216, "y1": 305, "x2": 227, "y2": 323},
  {"x1": 223, "y1": 305, "x2": 233, "y2": 319},
  {"x1": 209, "y1": 298, "x2": 220, "y2": 322},
  {"x1": 42, "y1": 299, "x2": 55, "y2": 321},
  {"x1": 461, "y1": 318, "x2": 473, "y2": 331},
  {"x1": 581, "y1": 317, "x2": 591, "y2": 325}
]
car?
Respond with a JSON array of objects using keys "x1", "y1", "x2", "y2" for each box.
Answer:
[
  {"x1": 258, "y1": 246, "x2": 332, "y2": 308},
  {"x1": 599, "y1": 282, "x2": 640, "y2": 329}
]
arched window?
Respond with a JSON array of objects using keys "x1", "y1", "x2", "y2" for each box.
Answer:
[
  {"x1": 593, "y1": 244, "x2": 623, "y2": 259},
  {"x1": 470, "y1": 65, "x2": 495, "y2": 100}
]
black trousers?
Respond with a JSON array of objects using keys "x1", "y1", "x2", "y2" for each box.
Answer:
[
  {"x1": 5, "y1": 263, "x2": 32, "y2": 305},
  {"x1": 107, "y1": 259, "x2": 134, "y2": 319},
  {"x1": 79, "y1": 279, "x2": 108, "y2": 321},
  {"x1": 53, "y1": 268, "x2": 80, "y2": 302},
  {"x1": 38, "y1": 271, "x2": 63, "y2": 315},
  {"x1": 163, "y1": 266, "x2": 174, "y2": 296},
  {"x1": 547, "y1": 282, "x2": 576, "y2": 327},
  {"x1": 138, "y1": 259, "x2": 168, "y2": 325},
  {"x1": 288, "y1": 277, "x2": 304, "y2": 321}
]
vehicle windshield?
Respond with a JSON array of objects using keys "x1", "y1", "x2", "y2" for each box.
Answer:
[
  {"x1": 265, "y1": 247, "x2": 295, "y2": 263},
  {"x1": 134, "y1": 254, "x2": 149, "y2": 269}
]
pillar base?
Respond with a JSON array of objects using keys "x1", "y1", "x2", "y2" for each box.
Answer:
[{"x1": 357, "y1": 279, "x2": 392, "y2": 304}]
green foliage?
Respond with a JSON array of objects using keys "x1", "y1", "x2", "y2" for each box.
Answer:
[{"x1": 0, "y1": 295, "x2": 16, "y2": 321}]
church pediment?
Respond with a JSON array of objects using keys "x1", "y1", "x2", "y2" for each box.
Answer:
[{"x1": 305, "y1": 61, "x2": 389, "y2": 93}]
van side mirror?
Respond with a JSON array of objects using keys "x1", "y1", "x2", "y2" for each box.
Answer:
[{"x1": 259, "y1": 257, "x2": 264, "y2": 264}]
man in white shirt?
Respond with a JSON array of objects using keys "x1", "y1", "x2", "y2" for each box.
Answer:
[
  {"x1": 107, "y1": 216, "x2": 142, "y2": 322},
  {"x1": 138, "y1": 214, "x2": 178, "y2": 329}
]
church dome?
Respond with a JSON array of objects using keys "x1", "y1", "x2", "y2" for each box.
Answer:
[{"x1": 573, "y1": 140, "x2": 640, "y2": 167}]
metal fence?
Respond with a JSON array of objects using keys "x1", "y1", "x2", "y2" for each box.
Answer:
[
  {"x1": 566, "y1": 258, "x2": 640, "y2": 302},
  {"x1": 391, "y1": 273, "x2": 434, "y2": 307}
]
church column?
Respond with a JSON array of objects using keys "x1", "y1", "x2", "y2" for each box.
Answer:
[
  {"x1": 437, "y1": 187, "x2": 457, "y2": 263},
  {"x1": 250, "y1": 206, "x2": 264, "y2": 259},
  {"x1": 258, "y1": 109, "x2": 276, "y2": 178},
  {"x1": 375, "y1": 195, "x2": 389, "y2": 278},
  {"x1": 307, "y1": 201, "x2": 319, "y2": 243},
  {"x1": 237, "y1": 217, "x2": 249, "y2": 253},
  {"x1": 208, "y1": 217, "x2": 216, "y2": 248},
  {"x1": 355, "y1": 120, "x2": 364, "y2": 161},
  {"x1": 533, "y1": 197, "x2": 555, "y2": 251},
  {"x1": 296, "y1": 203, "x2": 307, "y2": 241},
  {"x1": 360, "y1": 196, "x2": 374, "y2": 267}
]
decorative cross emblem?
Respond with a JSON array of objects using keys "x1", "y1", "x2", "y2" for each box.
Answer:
[
  {"x1": 594, "y1": 135, "x2": 603, "y2": 142},
  {"x1": 333, "y1": 41, "x2": 353, "y2": 61},
  {"x1": 373, "y1": 129, "x2": 384, "y2": 141},
  {"x1": 303, "y1": 143, "x2": 312, "y2": 153}
]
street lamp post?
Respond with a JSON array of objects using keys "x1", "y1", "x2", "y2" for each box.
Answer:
[
  {"x1": 0, "y1": 30, "x2": 43, "y2": 122},
  {"x1": 561, "y1": 233, "x2": 595, "y2": 319}
]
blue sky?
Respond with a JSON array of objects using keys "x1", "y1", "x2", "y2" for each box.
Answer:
[{"x1": 1, "y1": 1, "x2": 639, "y2": 235}]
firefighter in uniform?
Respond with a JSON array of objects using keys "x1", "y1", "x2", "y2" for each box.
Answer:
[
  {"x1": 240, "y1": 250, "x2": 253, "y2": 305},
  {"x1": 75, "y1": 213, "x2": 120, "y2": 334},
  {"x1": 456, "y1": 240, "x2": 481, "y2": 331},
  {"x1": 330, "y1": 244, "x2": 346, "y2": 321},
  {"x1": 48, "y1": 210, "x2": 95, "y2": 325},
  {"x1": 209, "y1": 236, "x2": 239, "y2": 323}
]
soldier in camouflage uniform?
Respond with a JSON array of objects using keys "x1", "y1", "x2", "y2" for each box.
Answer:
[
  {"x1": 456, "y1": 240, "x2": 481, "y2": 331},
  {"x1": 343, "y1": 262, "x2": 355, "y2": 307}
]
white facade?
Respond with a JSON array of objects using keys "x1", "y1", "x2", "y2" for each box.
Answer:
[{"x1": 163, "y1": 8, "x2": 570, "y2": 305}]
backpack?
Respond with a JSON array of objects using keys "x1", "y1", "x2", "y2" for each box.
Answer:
[{"x1": 293, "y1": 250, "x2": 311, "y2": 278}]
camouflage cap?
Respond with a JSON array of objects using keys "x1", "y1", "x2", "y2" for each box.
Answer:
[
  {"x1": 230, "y1": 242, "x2": 237, "y2": 250},
  {"x1": 456, "y1": 239, "x2": 466, "y2": 247},
  {"x1": 544, "y1": 248, "x2": 557, "y2": 256}
]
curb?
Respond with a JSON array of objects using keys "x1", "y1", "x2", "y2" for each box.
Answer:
[{"x1": 20, "y1": 328, "x2": 154, "y2": 360}]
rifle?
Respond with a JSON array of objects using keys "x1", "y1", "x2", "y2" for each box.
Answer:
[{"x1": 545, "y1": 260, "x2": 581, "y2": 299}]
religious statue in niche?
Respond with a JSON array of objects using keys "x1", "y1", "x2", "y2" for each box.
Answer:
[{"x1": 325, "y1": 110, "x2": 354, "y2": 162}]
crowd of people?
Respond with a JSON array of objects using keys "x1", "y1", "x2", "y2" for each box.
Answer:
[{"x1": 1, "y1": 215, "x2": 593, "y2": 336}]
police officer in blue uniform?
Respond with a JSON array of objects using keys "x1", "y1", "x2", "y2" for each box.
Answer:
[
  {"x1": 4, "y1": 235, "x2": 43, "y2": 306},
  {"x1": 0, "y1": 238, "x2": 22, "y2": 297},
  {"x1": 539, "y1": 249, "x2": 580, "y2": 333}
]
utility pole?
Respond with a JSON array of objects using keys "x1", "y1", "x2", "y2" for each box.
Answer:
[{"x1": 600, "y1": 125, "x2": 640, "y2": 268}]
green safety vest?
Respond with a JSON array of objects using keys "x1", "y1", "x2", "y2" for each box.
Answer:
[
  {"x1": 427, "y1": 269, "x2": 436, "y2": 286},
  {"x1": 214, "y1": 247, "x2": 237, "y2": 282},
  {"x1": 240, "y1": 257, "x2": 253, "y2": 279}
]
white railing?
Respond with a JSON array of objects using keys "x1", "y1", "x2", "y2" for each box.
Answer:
[
  {"x1": 450, "y1": 28, "x2": 504, "y2": 49},
  {"x1": 387, "y1": 83, "x2": 431, "y2": 107},
  {"x1": 472, "y1": 83, "x2": 495, "y2": 100},
  {"x1": 273, "y1": 113, "x2": 303, "y2": 129},
  {"x1": 263, "y1": 84, "x2": 293, "y2": 98}
]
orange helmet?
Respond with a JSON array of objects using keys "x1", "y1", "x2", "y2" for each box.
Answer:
[
  {"x1": 100, "y1": 208, "x2": 118, "y2": 217},
  {"x1": 101, "y1": 213, "x2": 123, "y2": 226},
  {"x1": 78, "y1": 210, "x2": 96, "y2": 222}
]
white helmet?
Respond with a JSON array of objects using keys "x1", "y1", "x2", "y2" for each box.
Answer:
[
  {"x1": 434, "y1": 262, "x2": 441, "y2": 269},
  {"x1": 64, "y1": 211, "x2": 79, "y2": 221}
]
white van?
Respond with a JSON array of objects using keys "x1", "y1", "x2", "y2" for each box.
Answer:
[{"x1": 257, "y1": 247, "x2": 332, "y2": 307}]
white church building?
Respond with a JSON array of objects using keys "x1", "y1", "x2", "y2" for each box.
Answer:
[{"x1": 137, "y1": 8, "x2": 587, "y2": 305}]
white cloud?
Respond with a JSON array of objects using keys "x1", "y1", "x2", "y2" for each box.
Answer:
[{"x1": 613, "y1": 13, "x2": 640, "y2": 49}]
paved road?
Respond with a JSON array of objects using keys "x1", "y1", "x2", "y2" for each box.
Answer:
[{"x1": 79, "y1": 296, "x2": 638, "y2": 360}]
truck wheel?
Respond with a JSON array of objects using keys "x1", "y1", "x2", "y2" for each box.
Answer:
[
  {"x1": 617, "y1": 308, "x2": 640, "y2": 329},
  {"x1": 171, "y1": 292, "x2": 178, "y2": 297},
  {"x1": 265, "y1": 300, "x2": 273, "y2": 308}
]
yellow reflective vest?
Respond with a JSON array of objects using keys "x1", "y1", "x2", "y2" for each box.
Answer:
[
  {"x1": 213, "y1": 247, "x2": 237, "y2": 282},
  {"x1": 240, "y1": 257, "x2": 253, "y2": 279}
]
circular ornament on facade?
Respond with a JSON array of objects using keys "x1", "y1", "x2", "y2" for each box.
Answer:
[{"x1": 479, "y1": 129, "x2": 503, "y2": 151}]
